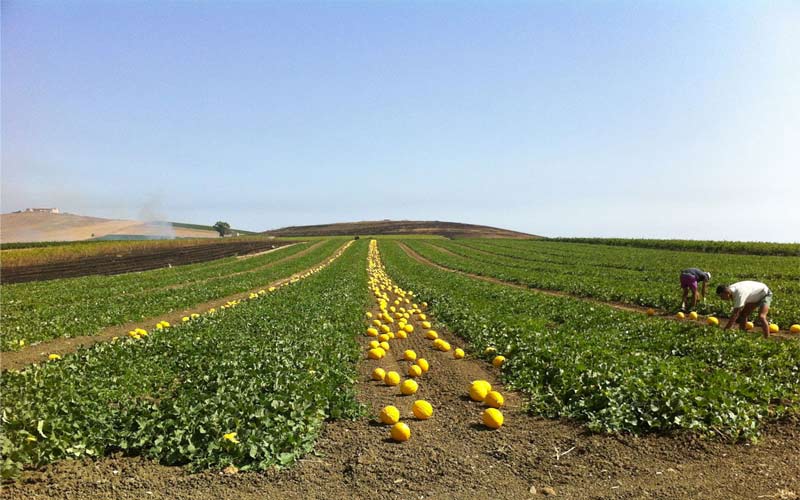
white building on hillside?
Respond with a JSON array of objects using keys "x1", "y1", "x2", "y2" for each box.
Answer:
[{"x1": 17, "y1": 208, "x2": 60, "y2": 214}]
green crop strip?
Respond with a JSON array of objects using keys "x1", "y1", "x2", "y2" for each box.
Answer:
[
  {"x1": 405, "y1": 239, "x2": 800, "y2": 328},
  {"x1": 0, "y1": 240, "x2": 369, "y2": 479},
  {"x1": 547, "y1": 238, "x2": 800, "y2": 257},
  {"x1": 0, "y1": 239, "x2": 344, "y2": 350},
  {"x1": 382, "y1": 241, "x2": 800, "y2": 442}
]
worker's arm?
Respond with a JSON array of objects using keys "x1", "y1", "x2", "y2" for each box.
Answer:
[
  {"x1": 701, "y1": 281, "x2": 707, "y2": 298},
  {"x1": 724, "y1": 308, "x2": 741, "y2": 330}
]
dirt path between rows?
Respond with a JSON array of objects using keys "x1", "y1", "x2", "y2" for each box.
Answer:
[
  {"x1": 4, "y1": 244, "x2": 798, "y2": 499},
  {"x1": 159, "y1": 241, "x2": 317, "y2": 291},
  {"x1": 0, "y1": 241, "x2": 346, "y2": 371},
  {"x1": 401, "y1": 242, "x2": 797, "y2": 341},
  {"x1": 235, "y1": 243, "x2": 298, "y2": 259}
]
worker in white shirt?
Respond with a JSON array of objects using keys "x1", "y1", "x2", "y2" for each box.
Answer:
[{"x1": 715, "y1": 281, "x2": 773, "y2": 337}]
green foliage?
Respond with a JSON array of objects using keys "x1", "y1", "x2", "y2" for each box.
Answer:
[
  {"x1": 0, "y1": 241, "x2": 368, "y2": 478},
  {"x1": 405, "y1": 239, "x2": 800, "y2": 327},
  {"x1": 212, "y1": 221, "x2": 231, "y2": 237},
  {"x1": 547, "y1": 238, "x2": 800, "y2": 256},
  {"x1": 0, "y1": 240, "x2": 344, "y2": 350},
  {"x1": 382, "y1": 241, "x2": 800, "y2": 441}
]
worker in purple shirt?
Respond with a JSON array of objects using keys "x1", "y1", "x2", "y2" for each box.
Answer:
[{"x1": 680, "y1": 268, "x2": 711, "y2": 311}]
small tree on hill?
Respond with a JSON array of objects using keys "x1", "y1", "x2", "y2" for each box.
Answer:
[{"x1": 213, "y1": 221, "x2": 231, "y2": 237}]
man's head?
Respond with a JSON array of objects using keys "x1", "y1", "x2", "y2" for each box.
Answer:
[
  {"x1": 705, "y1": 272, "x2": 712, "y2": 282},
  {"x1": 716, "y1": 284, "x2": 732, "y2": 300}
]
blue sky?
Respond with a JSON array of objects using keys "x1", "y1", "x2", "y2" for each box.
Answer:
[{"x1": 2, "y1": 1, "x2": 798, "y2": 241}]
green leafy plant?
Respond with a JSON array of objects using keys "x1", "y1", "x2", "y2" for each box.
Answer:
[
  {"x1": 382, "y1": 241, "x2": 800, "y2": 442},
  {"x1": 0, "y1": 241, "x2": 369, "y2": 478},
  {"x1": 1, "y1": 240, "x2": 347, "y2": 350},
  {"x1": 404, "y1": 239, "x2": 800, "y2": 327}
]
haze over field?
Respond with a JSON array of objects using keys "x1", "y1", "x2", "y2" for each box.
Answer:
[
  {"x1": 0, "y1": 211, "x2": 218, "y2": 243},
  {"x1": 2, "y1": 1, "x2": 799, "y2": 241}
]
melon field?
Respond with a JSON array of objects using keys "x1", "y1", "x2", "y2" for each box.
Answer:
[{"x1": 1, "y1": 238, "x2": 798, "y2": 499}]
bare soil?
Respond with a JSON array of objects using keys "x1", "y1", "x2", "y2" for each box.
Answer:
[
  {"x1": 0, "y1": 241, "x2": 341, "y2": 371},
  {"x1": 1, "y1": 240, "x2": 295, "y2": 284},
  {"x1": 0, "y1": 212, "x2": 218, "y2": 243},
  {"x1": 3, "y1": 249, "x2": 798, "y2": 500},
  {"x1": 400, "y1": 242, "x2": 799, "y2": 341}
]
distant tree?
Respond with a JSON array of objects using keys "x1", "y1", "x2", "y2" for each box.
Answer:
[{"x1": 213, "y1": 221, "x2": 231, "y2": 237}]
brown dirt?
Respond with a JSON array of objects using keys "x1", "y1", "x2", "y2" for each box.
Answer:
[
  {"x1": 0, "y1": 212, "x2": 219, "y2": 243},
  {"x1": 158, "y1": 241, "x2": 314, "y2": 291},
  {"x1": 235, "y1": 244, "x2": 299, "y2": 259},
  {"x1": 401, "y1": 242, "x2": 799, "y2": 341},
  {"x1": 3, "y1": 245, "x2": 798, "y2": 499},
  {"x1": 0, "y1": 241, "x2": 346, "y2": 371},
  {"x1": 1, "y1": 240, "x2": 295, "y2": 284}
]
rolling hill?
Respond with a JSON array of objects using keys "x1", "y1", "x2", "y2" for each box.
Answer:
[
  {"x1": 263, "y1": 220, "x2": 538, "y2": 239},
  {"x1": 0, "y1": 212, "x2": 219, "y2": 243}
]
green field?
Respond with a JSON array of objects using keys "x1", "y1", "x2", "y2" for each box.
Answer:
[
  {"x1": 0, "y1": 240, "x2": 344, "y2": 350},
  {"x1": 380, "y1": 241, "x2": 800, "y2": 441},
  {"x1": 1, "y1": 241, "x2": 367, "y2": 478},
  {"x1": 548, "y1": 238, "x2": 800, "y2": 256},
  {"x1": 2, "y1": 237, "x2": 798, "y2": 481},
  {"x1": 402, "y1": 239, "x2": 800, "y2": 327}
]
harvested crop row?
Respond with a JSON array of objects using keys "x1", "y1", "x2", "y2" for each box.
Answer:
[
  {"x1": 0, "y1": 239, "x2": 344, "y2": 351},
  {"x1": 361, "y1": 240, "x2": 507, "y2": 442},
  {"x1": 366, "y1": 240, "x2": 504, "y2": 442},
  {"x1": 382, "y1": 240, "x2": 800, "y2": 441},
  {"x1": 408, "y1": 239, "x2": 800, "y2": 331},
  {"x1": 402, "y1": 242, "x2": 799, "y2": 341},
  {"x1": 0, "y1": 240, "x2": 364, "y2": 479}
]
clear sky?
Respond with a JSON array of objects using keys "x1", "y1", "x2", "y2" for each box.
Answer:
[{"x1": 2, "y1": 1, "x2": 798, "y2": 241}]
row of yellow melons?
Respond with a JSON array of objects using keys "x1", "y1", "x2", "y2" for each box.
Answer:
[
  {"x1": 674, "y1": 310, "x2": 798, "y2": 333},
  {"x1": 367, "y1": 239, "x2": 506, "y2": 439},
  {"x1": 366, "y1": 240, "x2": 431, "y2": 441},
  {"x1": 373, "y1": 238, "x2": 505, "y2": 440}
]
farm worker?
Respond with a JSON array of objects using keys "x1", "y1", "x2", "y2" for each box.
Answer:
[
  {"x1": 715, "y1": 281, "x2": 773, "y2": 337},
  {"x1": 679, "y1": 268, "x2": 711, "y2": 310}
]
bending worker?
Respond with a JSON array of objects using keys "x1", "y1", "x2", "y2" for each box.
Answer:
[
  {"x1": 715, "y1": 281, "x2": 773, "y2": 338},
  {"x1": 680, "y1": 268, "x2": 711, "y2": 310}
]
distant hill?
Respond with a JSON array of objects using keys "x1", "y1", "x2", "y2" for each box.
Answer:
[
  {"x1": 263, "y1": 220, "x2": 538, "y2": 239},
  {"x1": 0, "y1": 212, "x2": 223, "y2": 243},
  {"x1": 170, "y1": 222, "x2": 258, "y2": 236}
]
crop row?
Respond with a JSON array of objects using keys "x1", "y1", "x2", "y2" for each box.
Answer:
[
  {"x1": 0, "y1": 235, "x2": 275, "y2": 267},
  {"x1": 363, "y1": 240, "x2": 506, "y2": 439},
  {"x1": 0, "y1": 239, "x2": 344, "y2": 350},
  {"x1": 406, "y1": 239, "x2": 800, "y2": 327},
  {"x1": 546, "y1": 237, "x2": 800, "y2": 257},
  {"x1": 381, "y1": 241, "x2": 800, "y2": 441},
  {"x1": 0, "y1": 240, "x2": 368, "y2": 479}
]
